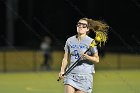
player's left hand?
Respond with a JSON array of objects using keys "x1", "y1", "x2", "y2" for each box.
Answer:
[{"x1": 82, "y1": 53, "x2": 88, "y2": 60}]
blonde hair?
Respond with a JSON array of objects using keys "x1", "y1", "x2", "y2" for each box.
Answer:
[{"x1": 79, "y1": 18, "x2": 109, "y2": 46}]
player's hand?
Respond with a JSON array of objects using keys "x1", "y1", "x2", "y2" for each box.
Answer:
[
  {"x1": 82, "y1": 53, "x2": 88, "y2": 60},
  {"x1": 58, "y1": 71, "x2": 64, "y2": 79}
]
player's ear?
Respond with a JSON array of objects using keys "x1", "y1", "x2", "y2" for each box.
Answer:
[{"x1": 87, "y1": 28, "x2": 89, "y2": 31}]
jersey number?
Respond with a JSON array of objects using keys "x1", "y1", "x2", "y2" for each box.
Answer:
[{"x1": 74, "y1": 50, "x2": 80, "y2": 59}]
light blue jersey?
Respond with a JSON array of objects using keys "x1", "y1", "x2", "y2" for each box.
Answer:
[
  {"x1": 64, "y1": 35, "x2": 98, "y2": 74},
  {"x1": 64, "y1": 35, "x2": 98, "y2": 92}
]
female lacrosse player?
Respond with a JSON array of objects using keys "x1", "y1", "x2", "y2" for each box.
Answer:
[{"x1": 59, "y1": 18, "x2": 109, "y2": 93}]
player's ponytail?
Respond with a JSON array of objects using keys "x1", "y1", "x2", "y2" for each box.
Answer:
[{"x1": 80, "y1": 18, "x2": 109, "y2": 46}]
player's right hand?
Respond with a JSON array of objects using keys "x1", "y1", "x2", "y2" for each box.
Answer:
[{"x1": 58, "y1": 71, "x2": 64, "y2": 79}]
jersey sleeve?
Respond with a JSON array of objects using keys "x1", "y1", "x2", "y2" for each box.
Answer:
[
  {"x1": 90, "y1": 46, "x2": 98, "y2": 54},
  {"x1": 64, "y1": 39, "x2": 70, "y2": 53}
]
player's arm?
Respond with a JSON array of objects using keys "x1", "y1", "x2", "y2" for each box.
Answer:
[
  {"x1": 59, "y1": 52, "x2": 69, "y2": 78},
  {"x1": 82, "y1": 52, "x2": 99, "y2": 63}
]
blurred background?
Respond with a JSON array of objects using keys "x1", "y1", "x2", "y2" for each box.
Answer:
[
  {"x1": 0, "y1": 0, "x2": 140, "y2": 71},
  {"x1": 0, "y1": 0, "x2": 140, "y2": 93}
]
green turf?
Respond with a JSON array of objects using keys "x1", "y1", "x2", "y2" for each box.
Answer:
[{"x1": 0, "y1": 70, "x2": 139, "y2": 93}]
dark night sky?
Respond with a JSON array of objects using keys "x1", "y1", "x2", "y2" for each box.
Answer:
[{"x1": 0, "y1": 0, "x2": 140, "y2": 52}]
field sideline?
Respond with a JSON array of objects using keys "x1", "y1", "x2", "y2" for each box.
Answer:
[{"x1": 0, "y1": 70, "x2": 140, "y2": 93}]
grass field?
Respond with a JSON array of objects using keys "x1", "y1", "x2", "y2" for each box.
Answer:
[{"x1": 0, "y1": 70, "x2": 140, "y2": 93}]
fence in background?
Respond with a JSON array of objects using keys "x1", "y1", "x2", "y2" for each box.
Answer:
[{"x1": 0, "y1": 50, "x2": 140, "y2": 72}]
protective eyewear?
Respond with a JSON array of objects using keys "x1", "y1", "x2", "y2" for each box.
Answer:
[{"x1": 77, "y1": 22, "x2": 88, "y2": 28}]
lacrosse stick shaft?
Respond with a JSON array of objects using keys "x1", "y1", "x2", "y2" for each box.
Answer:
[
  {"x1": 57, "y1": 40, "x2": 98, "y2": 81},
  {"x1": 57, "y1": 48, "x2": 90, "y2": 81},
  {"x1": 64, "y1": 48, "x2": 90, "y2": 75}
]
